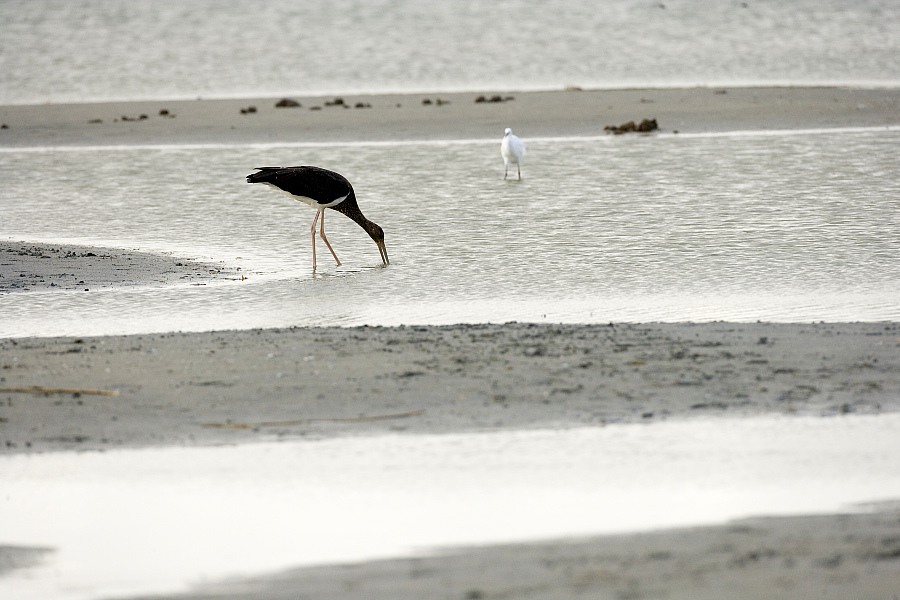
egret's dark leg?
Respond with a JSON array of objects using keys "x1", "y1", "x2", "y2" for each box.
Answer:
[
  {"x1": 504, "y1": 161, "x2": 509, "y2": 180},
  {"x1": 517, "y1": 163, "x2": 521, "y2": 180},
  {"x1": 319, "y1": 210, "x2": 341, "y2": 266}
]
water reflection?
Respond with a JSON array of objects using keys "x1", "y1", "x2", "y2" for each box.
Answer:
[
  {"x1": 2, "y1": 414, "x2": 900, "y2": 600},
  {"x1": 1, "y1": 130, "x2": 899, "y2": 336}
]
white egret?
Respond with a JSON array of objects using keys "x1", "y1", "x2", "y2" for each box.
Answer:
[{"x1": 501, "y1": 127, "x2": 526, "y2": 180}]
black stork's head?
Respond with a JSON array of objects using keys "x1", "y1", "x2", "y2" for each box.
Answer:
[{"x1": 365, "y1": 221, "x2": 389, "y2": 266}]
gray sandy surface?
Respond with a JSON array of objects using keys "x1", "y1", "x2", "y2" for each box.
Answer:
[
  {"x1": 1, "y1": 87, "x2": 898, "y2": 147},
  {"x1": 128, "y1": 503, "x2": 900, "y2": 600},
  {"x1": 1, "y1": 320, "x2": 897, "y2": 455},
  {"x1": 0, "y1": 240, "x2": 241, "y2": 293}
]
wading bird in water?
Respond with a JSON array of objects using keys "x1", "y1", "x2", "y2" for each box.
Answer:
[
  {"x1": 247, "y1": 166, "x2": 388, "y2": 270},
  {"x1": 501, "y1": 127, "x2": 526, "y2": 180}
]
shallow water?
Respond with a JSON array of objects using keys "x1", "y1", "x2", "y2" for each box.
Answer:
[
  {"x1": 2, "y1": 413, "x2": 899, "y2": 600},
  {"x1": 2, "y1": 129, "x2": 899, "y2": 336},
  {"x1": 1, "y1": 0, "x2": 899, "y2": 104}
]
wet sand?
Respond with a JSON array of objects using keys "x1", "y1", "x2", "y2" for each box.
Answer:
[
  {"x1": 2, "y1": 87, "x2": 899, "y2": 599},
  {"x1": 135, "y1": 503, "x2": 900, "y2": 600},
  {"x1": 0, "y1": 241, "x2": 240, "y2": 293},
  {"x1": 1, "y1": 86, "x2": 898, "y2": 148},
  {"x1": 2, "y1": 312, "x2": 898, "y2": 600},
  {"x1": 1, "y1": 316, "x2": 898, "y2": 456}
]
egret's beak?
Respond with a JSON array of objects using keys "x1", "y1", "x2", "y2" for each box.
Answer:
[{"x1": 377, "y1": 240, "x2": 389, "y2": 265}]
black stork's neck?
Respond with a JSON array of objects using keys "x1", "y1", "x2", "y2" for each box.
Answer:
[
  {"x1": 330, "y1": 191, "x2": 373, "y2": 236},
  {"x1": 330, "y1": 190, "x2": 389, "y2": 264}
]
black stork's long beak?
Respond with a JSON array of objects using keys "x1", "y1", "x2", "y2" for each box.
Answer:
[{"x1": 377, "y1": 240, "x2": 389, "y2": 265}]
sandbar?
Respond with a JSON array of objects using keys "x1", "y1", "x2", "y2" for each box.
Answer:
[
  {"x1": 1, "y1": 86, "x2": 898, "y2": 147},
  {"x1": 0, "y1": 240, "x2": 239, "y2": 293},
  {"x1": 1, "y1": 320, "x2": 897, "y2": 455},
  {"x1": 143, "y1": 504, "x2": 900, "y2": 600}
]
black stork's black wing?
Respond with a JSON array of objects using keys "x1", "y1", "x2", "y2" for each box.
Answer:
[{"x1": 246, "y1": 166, "x2": 352, "y2": 205}]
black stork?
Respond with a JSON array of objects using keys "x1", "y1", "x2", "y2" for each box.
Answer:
[{"x1": 247, "y1": 166, "x2": 388, "y2": 270}]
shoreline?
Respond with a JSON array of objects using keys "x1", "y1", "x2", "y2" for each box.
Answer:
[
  {"x1": 8, "y1": 80, "x2": 900, "y2": 106},
  {"x1": 2, "y1": 319, "x2": 897, "y2": 456},
  {"x1": 0, "y1": 240, "x2": 241, "y2": 294},
  {"x1": 1, "y1": 86, "x2": 898, "y2": 147},
  {"x1": 150, "y1": 502, "x2": 900, "y2": 600}
]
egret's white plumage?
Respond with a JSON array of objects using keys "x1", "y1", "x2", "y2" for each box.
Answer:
[{"x1": 501, "y1": 127, "x2": 526, "y2": 180}]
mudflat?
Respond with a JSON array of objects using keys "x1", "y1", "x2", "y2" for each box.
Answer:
[
  {"x1": 138, "y1": 504, "x2": 900, "y2": 600},
  {"x1": 1, "y1": 86, "x2": 898, "y2": 148},
  {"x1": 1, "y1": 319, "x2": 897, "y2": 455},
  {"x1": 0, "y1": 240, "x2": 239, "y2": 293}
]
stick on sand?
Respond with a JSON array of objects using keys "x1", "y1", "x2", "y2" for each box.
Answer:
[
  {"x1": 0, "y1": 386, "x2": 120, "y2": 396},
  {"x1": 202, "y1": 409, "x2": 426, "y2": 429}
]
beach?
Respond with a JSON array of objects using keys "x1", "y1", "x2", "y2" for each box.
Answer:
[
  {"x1": 2, "y1": 86, "x2": 900, "y2": 599},
  {"x1": 1, "y1": 317, "x2": 898, "y2": 455},
  {"x1": 2, "y1": 316, "x2": 899, "y2": 599},
  {"x1": 2, "y1": 86, "x2": 898, "y2": 148},
  {"x1": 139, "y1": 504, "x2": 900, "y2": 600}
]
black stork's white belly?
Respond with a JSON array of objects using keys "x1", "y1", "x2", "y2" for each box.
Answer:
[{"x1": 263, "y1": 183, "x2": 349, "y2": 209}]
